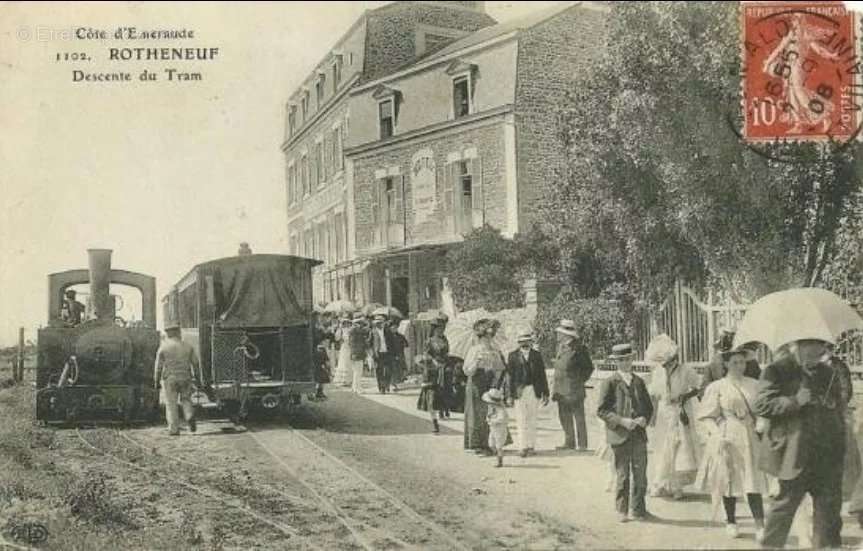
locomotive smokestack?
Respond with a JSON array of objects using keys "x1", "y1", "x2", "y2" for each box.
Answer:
[{"x1": 88, "y1": 249, "x2": 113, "y2": 321}]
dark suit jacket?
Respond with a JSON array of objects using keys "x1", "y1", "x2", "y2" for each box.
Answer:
[
  {"x1": 368, "y1": 326, "x2": 396, "y2": 359},
  {"x1": 597, "y1": 372, "x2": 654, "y2": 446},
  {"x1": 553, "y1": 342, "x2": 594, "y2": 401},
  {"x1": 754, "y1": 355, "x2": 848, "y2": 480},
  {"x1": 507, "y1": 348, "x2": 549, "y2": 400}
]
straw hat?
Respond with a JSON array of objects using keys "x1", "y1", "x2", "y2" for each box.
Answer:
[
  {"x1": 481, "y1": 388, "x2": 505, "y2": 405},
  {"x1": 555, "y1": 319, "x2": 578, "y2": 338},
  {"x1": 517, "y1": 332, "x2": 534, "y2": 343},
  {"x1": 608, "y1": 343, "x2": 635, "y2": 360},
  {"x1": 645, "y1": 334, "x2": 678, "y2": 364}
]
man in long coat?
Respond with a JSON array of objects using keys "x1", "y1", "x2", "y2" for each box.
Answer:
[
  {"x1": 369, "y1": 313, "x2": 395, "y2": 394},
  {"x1": 551, "y1": 319, "x2": 594, "y2": 450},
  {"x1": 755, "y1": 339, "x2": 849, "y2": 549},
  {"x1": 507, "y1": 332, "x2": 550, "y2": 457}
]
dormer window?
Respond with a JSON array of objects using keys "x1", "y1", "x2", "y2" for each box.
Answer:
[
  {"x1": 372, "y1": 85, "x2": 401, "y2": 140},
  {"x1": 316, "y1": 76, "x2": 325, "y2": 106},
  {"x1": 288, "y1": 105, "x2": 297, "y2": 137},
  {"x1": 332, "y1": 55, "x2": 343, "y2": 91},
  {"x1": 446, "y1": 60, "x2": 477, "y2": 119},
  {"x1": 453, "y1": 76, "x2": 471, "y2": 118},
  {"x1": 379, "y1": 100, "x2": 394, "y2": 139}
]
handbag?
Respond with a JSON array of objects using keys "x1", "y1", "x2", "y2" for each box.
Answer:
[{"x1": 679, "y1": 406, "x2": 690, "y2": 426}]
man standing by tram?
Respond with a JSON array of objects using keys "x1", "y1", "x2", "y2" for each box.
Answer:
[{"x1": 154, "y1": 321, "x2": 201, "y2": 435}]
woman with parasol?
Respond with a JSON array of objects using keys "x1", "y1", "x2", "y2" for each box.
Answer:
[
  {"x1": 462, "y1": 318, "x2": 507, "y2": 454},
  {"x1": 694, "y1": 344, "x2": 767, "y2": 542}
]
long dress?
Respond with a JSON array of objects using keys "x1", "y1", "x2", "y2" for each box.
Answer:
[
  {"x1": 416, "y1": 357, "x2": 444, "y2": 412},
  {"x1": 332, "y1": 326, "x2": 352, "y2": 386},
  {"x1": 694, "y1": 377, "x2": 767, "y2": 517},
  {"x1": 649, "y1": 361, "x2": 701, "y2": 493},
  {"x1": 462, "y1": 342, "x2": 505, "y2": 450}
]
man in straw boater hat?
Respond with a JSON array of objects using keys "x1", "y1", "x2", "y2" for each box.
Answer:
[
  {"x1": 154, "y1": 321, "x2": 201, "y2": 436},
  {"x1": 369, "y1": 312, "x2": 395, "y2": 394},
  {"x1": 597, "y1": 343, "x2": 654, "y2": 522},
  {"x1": 754, "y1": 339, "x2": 850, "y2": 549},
  {"x1": 551, "y1": 319, "x2": 594, "y2": 450},
  {"x1": 507, "y1": 331, "x2": 549, "y2": 458}
]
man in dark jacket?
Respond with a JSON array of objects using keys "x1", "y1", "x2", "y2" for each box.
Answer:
[
  {"x1": 598, "y1": 343, "x2": 654, "y2": 522},
  {"x1": 552, "y1": 319, "x2": 594, "y2": 450},
  {"x1": 755, "y1": 339, "x2": 849, "y2": 549},
  {"x1": 369, "y1": 314, "x2": 396, "y2": 394},
  {"x1": 700, "y1": 330, "x2": 761, "y2": 397},
  {"x1": 507, "y1": 332, "x2": 550, "y2": 457}
]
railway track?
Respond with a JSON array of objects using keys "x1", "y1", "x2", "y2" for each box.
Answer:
[
  {"x1": 74, "y1": 428, "x2": 330, "y2": 550},
  {"x1": 112, "y1": 422, "x2": 469, "y2": 550}
]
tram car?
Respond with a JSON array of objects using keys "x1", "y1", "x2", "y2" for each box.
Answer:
[
  {"x1": 162, "y1": 254, "x2": 321, "y2": 422},
  {"x1": 36, "y1": 249, "x2": 160, "y2": 424}
]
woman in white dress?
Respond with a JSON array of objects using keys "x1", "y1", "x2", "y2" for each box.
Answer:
[
  {"x1": 646, "y1": 334, "x2": 701, "y2": 500},
  {"x1": 332, "y1": 318, "x2": 353, "y2": 386},
  {"x1": 694, "y1": 346, "x2": 766, "y2": 542}
]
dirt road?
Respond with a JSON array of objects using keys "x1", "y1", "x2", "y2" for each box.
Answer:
[{"x1": 5, "y1": 381, "x2": 863, "y2": 550}]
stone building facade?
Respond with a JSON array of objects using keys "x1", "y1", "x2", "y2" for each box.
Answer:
[
  {"x1": 281, "y1": 1, "x2": 494, "y2": 305},
  {"x1": 342, "y1": 2, "x2": 608, "y2": 318}
]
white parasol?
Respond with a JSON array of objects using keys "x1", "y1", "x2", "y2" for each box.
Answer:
[
  {"x1": 323, "y1": 299, "x2": 355, "y2": 315},
  {"x1": 734, "y1": 287, "x2": 863, "y2": 351},
  {"x1": 444, "y1": 308, "x2": 509, "y2": 359}
]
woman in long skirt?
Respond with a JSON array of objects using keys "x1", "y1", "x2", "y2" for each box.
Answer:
[
  {"x1": 332, "y1": 318, "x2": 353, "y2": 387},
  {"x1": 694, "y1": 346, "x2": 766, "y2": 542},
  {"x1": 417, "y1": 354, "x2": 445, "y2": 433},
  {"x1": 646, "y1": 334, "x2": 701, "y2": 500},
  {"x1": 462, "y1": 318, "x2": 505, "y2": 454}
]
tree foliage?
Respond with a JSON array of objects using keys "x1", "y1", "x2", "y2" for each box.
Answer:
[
  {"x1": 540, "y1": 1, "x2": 863, "y2": 305},
  {"x1": 443, "y1": 225, "x2": 561, "y2": 312}
]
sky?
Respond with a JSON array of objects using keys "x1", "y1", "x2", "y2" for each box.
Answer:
[
  {"x1": 1, "y1": 1, "x2": 862, "y2": 346},
  {"x1": 0, "y1": 1, "x2": 564, "y2": 346}
]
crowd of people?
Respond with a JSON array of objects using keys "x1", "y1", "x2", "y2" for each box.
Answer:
[
  {"x1": 312, "y1": 309, "x2": 412, "y2": 401},
  {"x1": 298, "y1": 304, "x2": 863, "y2": 548}
]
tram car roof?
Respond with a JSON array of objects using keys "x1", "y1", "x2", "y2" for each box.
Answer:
[{"x1": 165, "y1": 254, "x2": 322, "y2": 328}]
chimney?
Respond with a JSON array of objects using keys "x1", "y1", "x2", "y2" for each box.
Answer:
[{"x1": 87, "y1": 249, "x2": 113, "y2": 321}]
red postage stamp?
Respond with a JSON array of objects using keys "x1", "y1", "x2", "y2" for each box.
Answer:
[{"x1": 741, "y1": 1, "x2": 862, "y2": 142}]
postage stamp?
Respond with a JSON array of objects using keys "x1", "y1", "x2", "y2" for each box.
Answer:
[{"x1": 741, "y1": 1, "x2": 862, "y2": 142}]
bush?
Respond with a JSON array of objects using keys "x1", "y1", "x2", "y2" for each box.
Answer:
[
  {"x1": 65, "y1": 472, "x2": 135, "y2": 528},
  {"x1": 534, "y1": 285, "x2": 631, "y2": 361}
]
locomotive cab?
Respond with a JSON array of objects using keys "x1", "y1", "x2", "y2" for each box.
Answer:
[{"x1": 36, "y1": 249, "x2": 160, "y2": 424}]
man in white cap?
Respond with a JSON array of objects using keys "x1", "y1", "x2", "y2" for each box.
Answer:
[
  {"x1": 645, "y1": 334, "x2": 700, "y2": 499},
  {"x1": 507, "y1": 332, "x2": 550, "y2": 457},
  {"x1": 552, "y1": 319, "x2": 594, "y2": 450},
  {"x1": 598, "y1": 343, "x2": 654, "y2": 522},
  {"x1": 154, "y1": 322, "x2": 201, "y2": 435}
]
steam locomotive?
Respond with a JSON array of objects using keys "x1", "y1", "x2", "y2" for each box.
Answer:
[{"x1": 35, "y1": 249, "x2": 160, "y2": 424}]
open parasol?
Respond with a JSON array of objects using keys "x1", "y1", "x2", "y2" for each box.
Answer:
[
  {"x1": 372, "y1": 305, "x2": 404, "y2": 319},
  {"x1": 444, "y1": 308, "x2": 509, "y2": 359},
  {"x1": 323, "y1": 299, "x2": 355, "y2": 315},
  {"x1": 361, "y1": 302, "x2": 385, "y2": 316},
  {"x1": 734, "y1": 288, "x2": 863, "y2": 351}
]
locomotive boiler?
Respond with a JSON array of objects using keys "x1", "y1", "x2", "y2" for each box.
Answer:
[{"x1": 35, "y1": 249, "x2": 160, "y2": 424}]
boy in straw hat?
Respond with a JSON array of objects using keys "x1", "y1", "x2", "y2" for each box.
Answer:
[
  {"x1": 598, "y1": 343, "x2": 654, "y2": 522},
  {"x1": 483, "y1": 388, "x2": 509, "y2": 468}
]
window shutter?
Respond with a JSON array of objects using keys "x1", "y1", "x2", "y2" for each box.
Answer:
[
  {"x1": 394, "y1": 175, "x2": 404, "y2": 222},
  {"x1": 471, "y1": 156, "x2": 483, "y2": 228},
  {"x1": 447, "y1": 162, "x2": 460, "y2": 235},
  {"x1": 370, "y1": 181, "x2": 380, "y2": 225}
]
